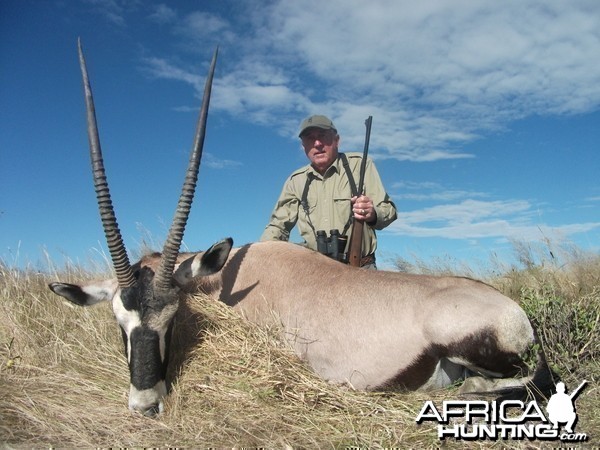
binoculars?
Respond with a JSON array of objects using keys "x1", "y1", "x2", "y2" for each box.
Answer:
[{"x1": 316, "y1": 229, "x2": 348, "y2": 262}]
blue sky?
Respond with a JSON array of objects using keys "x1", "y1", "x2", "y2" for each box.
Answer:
[{"x1": 1, "y1": 0, "x2": 599, "y2": 271}]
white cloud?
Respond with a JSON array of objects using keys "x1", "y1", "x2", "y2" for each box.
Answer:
[
  {"x1": 174, "y1": 11, "x2": 236, "y2": 46},
  {"x1": 402, "y1": 199, "x2": 533, "y2": 226},
  {"x1": 148, "y1": 4, "x2": 176, "y2": 24},
  {"x1": 139, "y1": 56, "x2": 312, "y2": 129},
  {"x1": 84, "y1": 0, "x2": 140, "y2": 26},
  {"x1": 251, "y1": 1, "x2": 600, "y2": 158},
  {"x1": 140, "y1": 1, "x2": 600, "y2": 162},
  {"x1": 180, "y1": 11, "x2": 228, "y2": 36},
  {"x1": 140, "y1": 56, "x2": 204, "y2": 88},
  {"x1": 203, "y1": 152, "x2": 242, "y2": 170},
  {"x1": 386, "y1": 198, "x2": 600, "y2": 242},
  {"x1": 392, "y1": 181, "x2": 487, "y2": 202}
]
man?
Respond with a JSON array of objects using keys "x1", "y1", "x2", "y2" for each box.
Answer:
[
  {"x1": 546, "y1": 381, "x2": 581, "y2": 434},
  {"x1": 260, "y1": 115, "x2": 397, "y2": 268}
]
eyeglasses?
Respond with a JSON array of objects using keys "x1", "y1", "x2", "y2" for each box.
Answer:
[{"x1": 301, "y1": 130, "x2": 336, "y2": 145}]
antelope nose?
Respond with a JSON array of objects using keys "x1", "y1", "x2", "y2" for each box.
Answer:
[
  {"x1": 129, "y1": 382, "x2": 167, "y2": 416},
  {"x1": 141, "y1": 403, "x2": 161, "y2": 417}
]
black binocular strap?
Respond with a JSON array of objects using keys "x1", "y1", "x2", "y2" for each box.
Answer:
[{"x1": 300, "y1": 172, "x2": 319, "y2": 237}]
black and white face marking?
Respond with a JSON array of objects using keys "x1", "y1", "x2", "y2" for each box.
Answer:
[
  {"x1": 113, "y1": 267, "x2": 180, "y2": 416},
  {"x1": 48, "y1": 238, "x2": 233, "y2": 416}
]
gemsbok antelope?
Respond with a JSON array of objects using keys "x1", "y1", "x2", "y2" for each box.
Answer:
[{"x1": 49, "y1": 42, "x2": 554, "y2": 417}]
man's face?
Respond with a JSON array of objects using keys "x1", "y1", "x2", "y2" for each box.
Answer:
[{"x1": 301, "y1": 128, "x2": 340, "y2": 174}]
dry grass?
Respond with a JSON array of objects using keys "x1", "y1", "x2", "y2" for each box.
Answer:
[{"x1": 1, "y1": 243, "x2": 599, "y2": 448}]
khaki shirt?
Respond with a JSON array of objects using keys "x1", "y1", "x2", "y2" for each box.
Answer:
[{"x1": 260, "y1": 152, "x2": 397, "y2": 256}]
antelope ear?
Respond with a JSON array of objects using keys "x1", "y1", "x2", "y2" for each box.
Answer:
[
  {"x1": 174, "y1": 238, "x2": 233, "y2": 285},
  {"x1": 48, "y1": 279, "x2": 119, "y2": 306}
]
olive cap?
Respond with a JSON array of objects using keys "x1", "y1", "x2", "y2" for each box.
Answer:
[{"x1": 298, "y1": 115, "x2": 337, "y2": 137}]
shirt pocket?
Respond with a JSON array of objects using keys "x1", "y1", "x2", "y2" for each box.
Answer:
[{"x1": 333, "y1": 197, "x2": 352, "y2": 224}]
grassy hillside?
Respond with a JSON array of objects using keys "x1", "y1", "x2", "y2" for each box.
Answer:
[{"x1": 1, "y1": 244, "x2": 598, "y2": 448}]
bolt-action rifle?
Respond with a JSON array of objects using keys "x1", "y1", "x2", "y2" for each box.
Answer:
[{"x1": 347, "y1": 116, "x2": 372, "y2": 267}]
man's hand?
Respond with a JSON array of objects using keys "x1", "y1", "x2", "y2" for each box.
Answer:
[{"x1": 351, "y1": 195, "x2": 376, "y2": 223}]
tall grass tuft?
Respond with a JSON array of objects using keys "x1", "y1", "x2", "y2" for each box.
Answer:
[
  {"x1": 495, "y1": 241, "x2": 600, "y2": 443},
  {"x1": 489, "y1": 240, "x2": 600, "y2": 381}
]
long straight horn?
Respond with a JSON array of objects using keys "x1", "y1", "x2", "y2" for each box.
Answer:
[
  {"x1": 78, "y1": 39, "x2": 136, "y2": 288},
  {"x1": 154, "y1": 48, "x2": 218, "y2": 291}
]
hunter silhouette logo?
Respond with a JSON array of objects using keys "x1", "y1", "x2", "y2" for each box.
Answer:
[
  {"x1": 415, "y1": 380, "x2": 590, "y2": 442},
  {"x1": 546, "y1": 380, "x2": 587, "y2": 434}
]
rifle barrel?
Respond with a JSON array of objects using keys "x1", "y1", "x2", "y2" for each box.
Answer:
[
  {"x1": 357, "y1": 116, "x2": 372, "y2": 195},
  {"x1": 348, "y1": 116, "x2": 373, "y2": 268}
]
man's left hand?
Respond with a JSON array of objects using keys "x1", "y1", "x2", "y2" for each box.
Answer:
[{"x1": 351, "y1": 195, "x2": 376, "y2": 223}]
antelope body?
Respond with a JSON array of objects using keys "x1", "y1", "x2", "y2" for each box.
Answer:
[
  {"x1": 195, "y1": 241, "x2": 541, "y2": 392},
  {"x1": 49, "y1": 43, "x2": 553, "y2": 416}
]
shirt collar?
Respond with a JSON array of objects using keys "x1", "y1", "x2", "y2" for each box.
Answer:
[{"x1": 307, "y1": 154, "x2": 343, "y2": 180}]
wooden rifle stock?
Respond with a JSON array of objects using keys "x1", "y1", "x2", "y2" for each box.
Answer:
[
  {"x1": 348, "y1": 217, "x2": 364, "y2": 267},
  {"x1": 348, "y1": 116, "x2": 372, "y2": 267}
]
